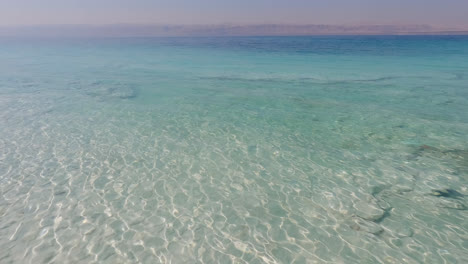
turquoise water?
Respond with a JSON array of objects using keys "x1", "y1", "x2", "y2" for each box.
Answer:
[{"x1": 0, "y1": 36, "x2": 468, "y2": 263}]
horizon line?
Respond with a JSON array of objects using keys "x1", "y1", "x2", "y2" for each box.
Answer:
[{"x1": 1, "y1": 23, "x2": 468, "y2": 37}]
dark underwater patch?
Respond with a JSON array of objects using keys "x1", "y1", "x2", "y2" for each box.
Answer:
[{"x1": 429, "y1": 188, "x2": 464, "y2": 199}]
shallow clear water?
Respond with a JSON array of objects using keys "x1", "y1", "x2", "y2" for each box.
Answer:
[{"x1": 1, "y1": 36, "x2": 468, "y2": 263}]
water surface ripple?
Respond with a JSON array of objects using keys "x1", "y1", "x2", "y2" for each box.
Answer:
[{"x1": 1, "y1": 36, "x2": 468, "y2": 263}]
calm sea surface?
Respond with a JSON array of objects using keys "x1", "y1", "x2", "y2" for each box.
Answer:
[{"x1": 1, "y1": 36, "x2": 468, "y2": 263}]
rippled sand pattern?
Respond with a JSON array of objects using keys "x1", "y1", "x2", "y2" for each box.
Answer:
[{"x1": 1, "y1": 37, "x2": 468, "y2": 263}]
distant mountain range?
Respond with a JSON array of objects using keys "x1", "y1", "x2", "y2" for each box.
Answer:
[{"x1": 1, "y1": 24, "x2": 467, "y2": 37}]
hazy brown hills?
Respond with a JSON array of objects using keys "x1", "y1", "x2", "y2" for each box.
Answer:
[{"x1": 1, "y1": 24, "x2": 467, "y2": 37}]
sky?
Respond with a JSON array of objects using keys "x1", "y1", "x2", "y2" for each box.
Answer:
[{"x1": 0, "y1": 0, "x2": 467, "y2": 29}]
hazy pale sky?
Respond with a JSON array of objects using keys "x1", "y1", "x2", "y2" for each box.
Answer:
[{"x1": 0, "y1": 0, "x2": 467, "y2": 28}]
